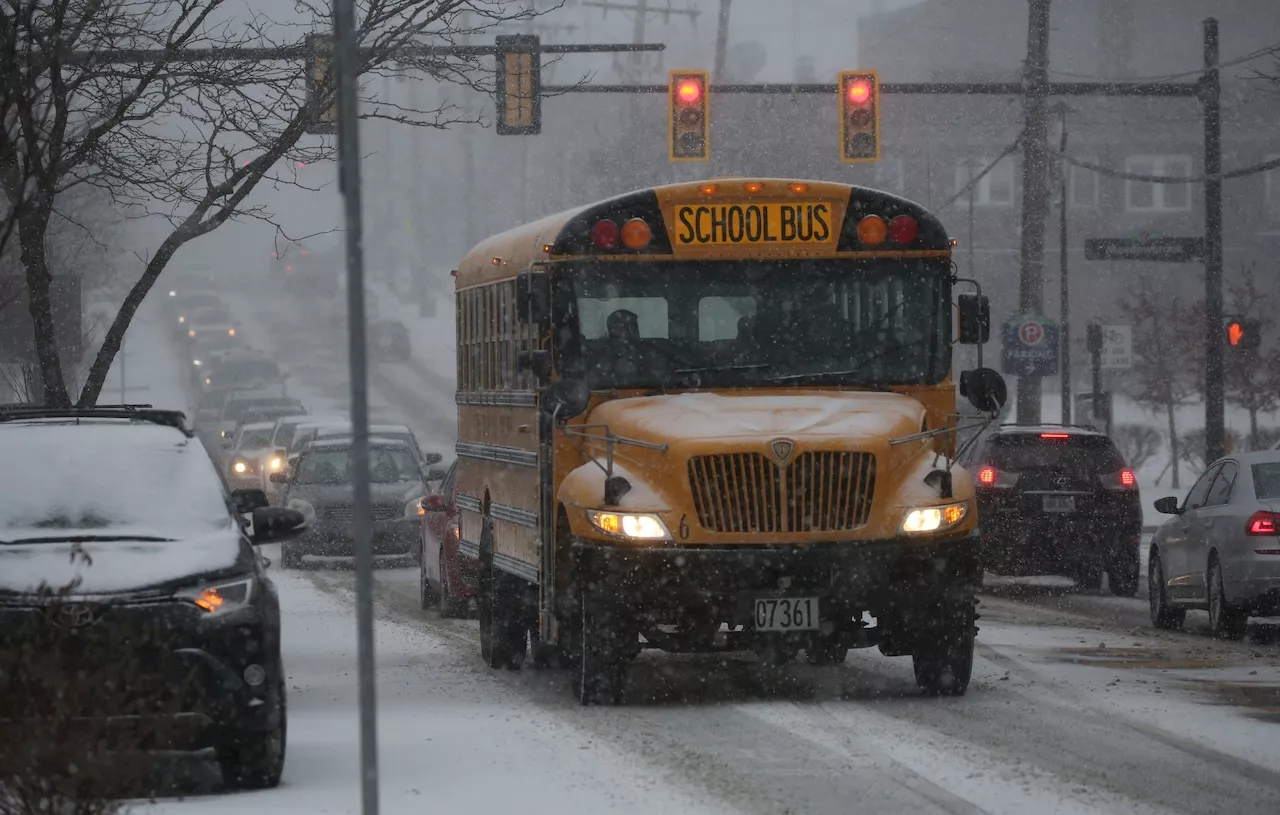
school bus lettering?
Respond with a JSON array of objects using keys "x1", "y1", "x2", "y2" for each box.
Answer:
[{"x1": 673, "y1": 202, "x2": 832, "y2": 246}]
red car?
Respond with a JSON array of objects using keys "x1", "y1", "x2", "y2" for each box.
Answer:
[{"x1": 419, "y1": 461, "x2": 478, "y2": 617}]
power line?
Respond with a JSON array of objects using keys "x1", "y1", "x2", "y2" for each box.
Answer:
[
  {"x1": 1062, "y1": 153, "x2": 1280, "y2": 183},
  {"x1": 938, "y1": 130, "x2": 1025, "y2": 213},
  {"x1": 1048, "y1": 41, "x2": 1280, "y2": 83}
]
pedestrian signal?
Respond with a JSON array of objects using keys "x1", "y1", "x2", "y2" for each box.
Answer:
[
  {"x1": 669, "y1": 71, "x2": 709, "y2": 162},
  {"x1": 839, "y1": 71, "x2": 879, "y2": 163},
  {"x1": 1225, "y1": 318, "x2": 1260, "y2": 352}
]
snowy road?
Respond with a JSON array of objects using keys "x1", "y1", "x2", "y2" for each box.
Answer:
[
  {"x1": 140, "y1": 558, "x2": 1280, "y2": 814},
  {"x1": 140, "y1": 282, "x2": 1280, "y2": 814}
]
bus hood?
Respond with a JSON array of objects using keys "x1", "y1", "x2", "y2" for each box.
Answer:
[{"x1": 585, "y1": 390, "x2": 927, "y2": 448}]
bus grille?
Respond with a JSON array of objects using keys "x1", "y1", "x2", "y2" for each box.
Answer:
[{"x1": 688, "y1": 452, "x2": 875, "y2": 534}]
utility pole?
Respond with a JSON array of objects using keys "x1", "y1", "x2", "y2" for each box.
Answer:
[
  {"x1": 714, "y1": 0, "x2": 733, "y2": 80},
  {"x1": 1055, "y1": 101, "x2": 1070, "y2": 424},
  {"x1": 1203, "y1": 17, "x2": 1225, "y2": 462},
  {"x1": 460, "y1": 11, "x2": 479, "y2": 250},
  {"x1": 1016, "y1": 0, "x2": 1052, "y2": 425}
]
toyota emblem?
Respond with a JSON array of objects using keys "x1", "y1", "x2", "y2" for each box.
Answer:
[{"x1": 53, "y1": 603, "x2": 104, "y2": 629}]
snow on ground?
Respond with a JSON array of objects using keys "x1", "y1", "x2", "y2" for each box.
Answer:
[{"x1": 140, "y1": 568, "x2": 735, "y2": 815}]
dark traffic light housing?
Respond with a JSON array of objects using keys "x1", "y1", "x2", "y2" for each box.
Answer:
[
  {"x1": 839, "y1": 71, "x2": 880, "y2": 163},
  {"x1": 668, "y1": 70, "x2": 709, "y2": 162}
]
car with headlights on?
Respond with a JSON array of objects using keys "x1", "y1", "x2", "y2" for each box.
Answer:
[
  {"x1": 205, "y1": 390, "x2": 304, "y2": 450},
  {"x1": 200, "y1": 351, "x2": 283, "y2": 395},
  {"x1": 1149, "y1": 451, "x2": 1280, "y2": 639},
  {"x1": 293, "y1": 422, "x2": 443, "y2": 474},
  {"x1": 273, "y1": 438, "x2": 429, "y2": 569},
  {"x1": 170, "y1": 291, "x2": 226, "y2": 331},
  {"x1": 225, "y1": 421, "x2": 279, "y2": 491},
  {"x1": 185, "y1": 322, "x2": 243, "y2": 370},
  {"x1": 0, "y1": 404, "x2": 306, "y2": 789}
]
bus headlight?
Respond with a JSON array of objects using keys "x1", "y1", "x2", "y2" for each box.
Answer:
[
  {"x1": 588, "y1": 510, "x2": 670, "y2": 540},
  {"x1": 900, "y1": 502, "x2": 969, "y2": 534}
]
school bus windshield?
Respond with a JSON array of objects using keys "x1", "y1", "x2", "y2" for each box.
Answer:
[{"x1": 552, "y1": 258, "x2": 951, "y2": 390}]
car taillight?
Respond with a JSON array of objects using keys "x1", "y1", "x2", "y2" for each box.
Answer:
[
  {"x1": 1099, "y1": 469, "x2": 1138, "y2": 491},
  {"x1": 976, "y1": 465, "x2": 1018, "y2": 489},
  {"x1": 1247, "y1": 510, "x2": 1279, "y2": 536}
]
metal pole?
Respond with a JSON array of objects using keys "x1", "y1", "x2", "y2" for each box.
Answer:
[
  {"x1": 332, "y1": 0, "x2": 379, "y2": 812},
  {"x1": 1057, "y1": 104, "x2": 1070, "y2": 424},
  {"x1": 120, "y1": 335, "x2": 126, "y2": 404},
  {"x1": 1203, "y1": 17, "x2": 1225, "y2": 463},
  {"x1": 1015, "y1": 0, "x2": 1052, "y2": 425},
  {"x1": 714, "y1": 0, "x2": 733, "y2": 80}
]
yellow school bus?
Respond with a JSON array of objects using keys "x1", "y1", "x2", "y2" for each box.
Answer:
[{"x1": 453, "y1": 178, "x2": 1003, "y2": 704}]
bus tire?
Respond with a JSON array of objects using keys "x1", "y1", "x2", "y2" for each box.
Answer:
[
  {"x1": 478, "y1": 523, "x2": 523, "y2": 669},
  {"x1": 912, "y1": 594, "x2": 976, "y2": 697},
  {"x1": 573, "y1": 587, "x2": 625, "y2": 706}
]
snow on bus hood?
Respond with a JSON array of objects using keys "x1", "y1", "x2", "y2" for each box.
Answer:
[
  {"x1": 0, "y1": 526, "x2": 244, "y2": 595},
  {"x1": 585, "y1": 391, "x2": 926, "y2": 445}
]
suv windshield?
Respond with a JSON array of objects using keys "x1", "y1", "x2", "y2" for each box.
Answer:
[
  {"x1": 550, "y1": 258, "x2": 950, "y2": 390},
  {"x1": 1253, "y1": 463, "x2": 1280, "y2": 500},
  {"x1": 236, "y1": 428, "x2": 273, "y2": 450},
  {"x1": 0, "y1": 424, "x2": 232, "y2": 537},
  {"x1": 293, "y1": 447, "x2": 421, "y2": 485},
  {"x1": 986, "y1": 434, "x2": 1125, "y2": 473}
]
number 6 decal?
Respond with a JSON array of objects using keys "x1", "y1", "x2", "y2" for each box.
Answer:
[{"x1": 678, "y1": 514, "x2": 690, "y2": 540}]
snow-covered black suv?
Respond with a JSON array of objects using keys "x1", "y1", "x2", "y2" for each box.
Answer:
[
  {"x1": 0, "y1": 405, "x2": 306, "y2": 789},
  {"x1": 960, "y1": 425, "x2": 1142, "y2": 595}
]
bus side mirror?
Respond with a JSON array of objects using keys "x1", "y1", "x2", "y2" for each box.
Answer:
[
  {"x1": 957, "y1": 294, "x2": 990, "y2": 344},
  {"x1": 516, "y1": 271, "x2": 549, "y2": 325},
  {"x1": 959, "y1": 367, "x2": 1007, "y2": 413}
]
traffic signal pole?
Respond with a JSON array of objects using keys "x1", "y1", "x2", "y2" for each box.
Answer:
[
  {"x1": 1016, "y1": 0, "x2": 1052, "y2": 426},
  {"x1": 1202, "y1": 18, "x2": 1226, "y2": 463}
]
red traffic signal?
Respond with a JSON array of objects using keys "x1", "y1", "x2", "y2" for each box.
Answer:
[
  {"x1": 668, "y1": 70, "x2": 709, "y2": 162},
  {"x1": 838, "y1": 70, "x2": 880, "y2": 163}
]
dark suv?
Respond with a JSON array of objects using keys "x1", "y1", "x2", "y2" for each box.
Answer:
[
  {"x1": 961, "y1": 425, "x2": 1142, "y2": 595},
  {"x1": 0, "y1": 406, "x2": 306, "y2": 789}
]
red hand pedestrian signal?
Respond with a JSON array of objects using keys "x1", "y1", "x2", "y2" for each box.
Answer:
[{"x1": 1228, "y1": 321, "x2": 1245, "y2": 347}]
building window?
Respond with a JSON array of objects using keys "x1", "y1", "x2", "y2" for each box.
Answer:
[
  {"x1": 954, "y1": 157, "x2": 1014, "y2": 207},
  {"x1": 1125, "y1": 155, "x2": 1192, "y2": 212},
  {"x1": 1067, "y1": 161, "x2": 1097, "y2": 208}
]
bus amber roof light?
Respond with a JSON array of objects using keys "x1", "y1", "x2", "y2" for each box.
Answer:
[
  {"x1": 591, "y1": 219, "x2": 620, "y2": 249},
  {"x1": 889, "y1": 215, "x2": 919, "y2": 244},
  {"x1": 699, "y1": 183, "x2": 718, "y2": 195},
  {"x1": 789, "y1": 182, "x2": 809, "y2": 194},
  {"x1": 743, "y1": 181, "x2": 763, "y2": 194},
  {"x1": 620, "y1": 218, "x2": 652, "y2": 249},
  {"x1": 857, "y1": 215, "x2": 887, "y2": 246}
]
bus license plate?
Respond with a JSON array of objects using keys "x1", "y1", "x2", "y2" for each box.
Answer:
[
  {"x1": 1043, "y1": 495, "x2": 1076, "y2": 513},
  {"x1": 753, "y1": 597, "x2": 819, "y2": 632}
]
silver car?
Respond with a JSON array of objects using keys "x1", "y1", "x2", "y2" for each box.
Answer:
[{"x1": 1149, "y1": 451, "x2": 1280, "y2": 639}]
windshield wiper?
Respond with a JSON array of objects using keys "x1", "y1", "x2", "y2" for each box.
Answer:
[
  {"x1": 649, "y1": 363, "x2": 771, "y2": 394},
  {"x1": 768, "y1": 370, "x2": 894, "y2": 388},
  {"x1": 0, "y1": 535, "x2": 176, "y2": 545}
]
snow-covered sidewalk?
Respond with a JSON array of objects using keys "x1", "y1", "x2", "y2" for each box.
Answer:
[{"x1": 96, "y1": 297, "x2": 193, "y2": 415}]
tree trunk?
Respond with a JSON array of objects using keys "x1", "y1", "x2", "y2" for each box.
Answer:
[
  {"x1": 1167, "y1": 403, "x2": 1180, "y2": 489},
  {"x1": 77, "y1": 235, "x2": 182, "y2": 406},
  {"x1": 18, "y1": 213, "x2": 71, "y2": 406}
]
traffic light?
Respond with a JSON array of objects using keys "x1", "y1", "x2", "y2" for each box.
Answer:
[
  {"x1": 304, "y1": 33, "x2": 337, "y2": 135},
  {"x1": 668, "y1": 71, "x2": 709, "y2": 162},
  {"x1": 838, "y1": 71, "x2": 880, "y2": 163},
  {"x1": 496, "y1": 35, "x2": 541, "y2": 135},
  {"x1": 1225, "y1": 317, "x2": 1261, "y2": 353}
]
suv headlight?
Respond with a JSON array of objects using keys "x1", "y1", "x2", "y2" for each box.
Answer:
[
  {"x1": 588, "y1": 510, "x2": 670, "y2": 540},
  {"x1": 176, "y1": 576, "x2": 255, "y2": 616},
  {"x1": 900, "y1": 502, "x2": 969, "y2": 534},
  {"x1": 232, "y1": 460, "x2": 252, "y2": 474}
]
